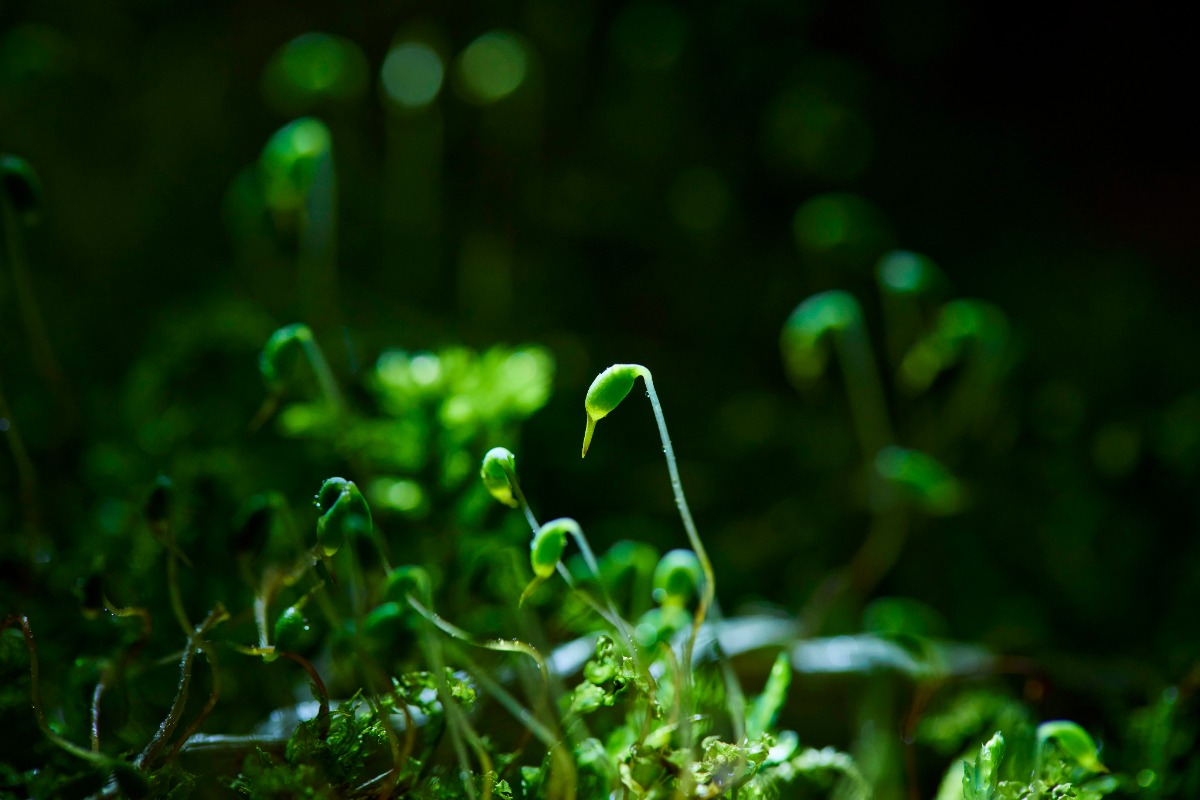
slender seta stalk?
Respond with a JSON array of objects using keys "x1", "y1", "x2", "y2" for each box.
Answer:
[
  {"x1": 137, "y1": 605, "x2": 229, "y2": 770},
  {"x1": 253, "y1": 323, "x2": 346, "y2": 430},
  {"x1": 482, "y1": 449, "x2": 644, "y2": 668},
  {"x1": 581, "y1": 364, "x2": 731, "y2": 755},
  {"x1": 581, "y1": 366, "x2": 715, "y2": 662},
  {"x1": 781, "y1": 291, "x2": 893, "y2": 459},
  {"x1": 1, "y1": 614, "x2": 106, "y2": 765}
]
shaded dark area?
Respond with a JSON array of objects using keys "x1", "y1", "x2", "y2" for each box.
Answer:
[{"x1": 2, "y1": 0, "x2": 1199, "y2": 797}]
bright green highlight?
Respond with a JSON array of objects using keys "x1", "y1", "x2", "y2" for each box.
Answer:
[
  {"x1": 263, "y1": 33, "x2": 368, "y2": 111},
  {"x1": 458, "y1": 31, "x2": 527, "y2": 104},
  {"x1": 877, "y1": 250, "x2": 941, "y2": 295}
]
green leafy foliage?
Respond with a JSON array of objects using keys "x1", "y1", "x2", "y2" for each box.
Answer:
[{"x1": 3, "y1": 12, "x2": 1196, "y2": 798}]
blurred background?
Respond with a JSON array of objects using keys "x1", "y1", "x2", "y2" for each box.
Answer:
[{"x1": 2, "y1": 0, "x2": 1200, "y2": 770}]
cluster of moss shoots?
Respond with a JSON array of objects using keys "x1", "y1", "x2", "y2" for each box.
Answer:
[
  {"x1": 1, "y1": 154, "x2": 1139, "y2": 798},
  {"x1": 2, "y1": 320, "x2": 1121, "y2": 799}
]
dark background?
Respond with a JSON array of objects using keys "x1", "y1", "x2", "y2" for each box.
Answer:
[{"x1": 3, "y1": 0, "x2": 1199, "y2": 740}]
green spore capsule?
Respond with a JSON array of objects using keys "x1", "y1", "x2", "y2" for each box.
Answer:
[
  {"x1": 480, "y1": 446, "x2": 519, "y2": 508},
  {"x1": 314, "y1": 477, "x2": 372, "y2": 557},
  {"x1": 272, "y1": 605, "x2": 311, "y2": 653},
  {"x1": 780, "y1": 290, "x2": 862, "y2": 381},
  {"x1": 652, "y1": 549, "x2": 703, "y2": 606},
  {"x1": 0, "y1": 154, "x2": 43, "y2": 224},
  {"x1": 520, "y1": 517, "x2": 579, "y2": 604},
  {"x1": 259, "y1": 323, "x2": 312, "y2": 391},
  {"x1": 259, "y1": 117, "x2": 332, "y2": 212},
  {"x1": 361, "y1": 601, "x2": 406, "y2": 645},
  {"x1": 383, "y1": 565, "x2": 433, "y2": 609},
  {"x1": 874, "y1": 446, "x2": 962, "y2": 515},
  {"x1": 531, "y1": 519, "x2": 572, "y2": 579},
  {"x1": 582, "y1": 364, "x2": 646, "y2": 457}
]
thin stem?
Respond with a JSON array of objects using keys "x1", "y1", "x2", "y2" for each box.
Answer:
[
  {"x1": 365, "y1": 692, "x2": 403, "y2": 800},
  {"x1": 298, "y1": 149, "x2": 339, "y2": 331},
  {"x1": 279, "y1": 652, "x2": 330, "y2": 738},
  {"x1": 0, "y1": 375, "x2": 45, "y2": 564},
  {"x1": 92, "y1": 596, "x2": 154, "y2": 752},
  {"x1": 451, "y1": 647, "x2": 559, "y2": 749},
  {"x1": 165, "y1": 541, "x2": 192, "y2": 638},
  {"x1": 137, "y1": 605, "x2": 228, "y2": 769},
  {"x1": 500, "y1": 461, "x2": 540, "y2": 536},
  {"x1": 165, "y1": 642, "x2": 223, "y2": 762},
  {"x1": 501, "y1": 462, "x2": 646, "y2": 680},
  {"x1": 0, "y1": 197, "x2": 68, "y2": 404},
  {"x1": 637, "y1": 369, "x2": 714, "y2": 752},
  {"x1": 708, "y1": 599, "x2": 748, "y2": 746},
  {"x1": 831, "y1": 322, "x2": 893, "y2": 460},
  {"x1": 454, "y1": 647, "x2": 578, "y2": 800},
  {"x1": 407, "y1": 596, "x2": 548, "y2": 680},
  {"x1": 226, "y1": 644, "x2": 332, "y2": 739},
  {"x1": 300, "y1": 330, "x2": 346, "y2": 418},
  {"x1": 416, "y1": 623, "x2": 479, "y2": 800},
  {"x1": 637, "y1": 370, "x2": 714, "y2": 633},
  {"x1": 1, "y1": 614, "x2": 103, "y2": 764},
  {"x1": 90, "y1": 681, "x2": 104, "y2": 752},
  {"x1": 254, "y1": 593, "x2": 270, "y2": 650}
]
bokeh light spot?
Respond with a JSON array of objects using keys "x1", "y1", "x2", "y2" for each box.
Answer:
[
  {"x1": 457, "y1": 31, "x2": 527, "y2": 104},
  {"x1": 792, "y1": 193, "x2": 890, "y2": 261},
  {"x1": 262, "y1": 33, "x2": 368, "y2": 113},
  {"x1": 877, "y1": 250, "x2": 941, "y2": 294},
  {"x1": 381, "y1": 42, "x2": 444, "y2": 109}
]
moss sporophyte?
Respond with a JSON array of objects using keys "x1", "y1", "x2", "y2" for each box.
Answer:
[{"x1": 0, "y1": 320, "x2": 1147, "y2": 797}]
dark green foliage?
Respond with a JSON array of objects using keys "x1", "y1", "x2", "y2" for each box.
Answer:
[{"x1": 2, "y1": 4, "x2": 1198, "y2": 798}]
